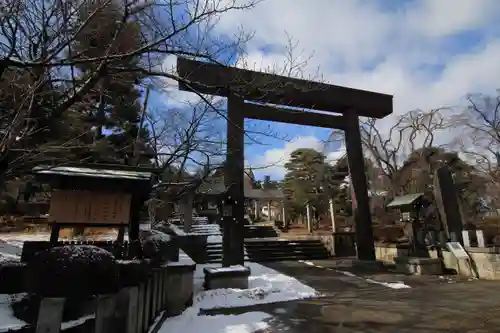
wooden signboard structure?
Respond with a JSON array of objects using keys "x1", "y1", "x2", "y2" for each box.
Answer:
[
  {"x1": 176, "y1": 57, "x2": 393, "y2": 266},
  {"x1": 32, "y1": 164, "x2": 157, "y2": 244},
  {"x1": 387, "y1": 193, "x2": 431, "y2": 257}
]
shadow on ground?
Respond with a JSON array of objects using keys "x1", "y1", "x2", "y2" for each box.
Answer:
[{"x1": 206, "y1": 260, "x2": 500, "y2": 332}]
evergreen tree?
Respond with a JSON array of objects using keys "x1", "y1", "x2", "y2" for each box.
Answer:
[
  {"x1": 71, "y1": 0, "x2": 151, "y2": 165},
  {"x1": 283, "y1": 148, "x2": 342, "y2": 215}
]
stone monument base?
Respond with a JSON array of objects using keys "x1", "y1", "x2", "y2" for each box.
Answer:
[
  {"x1": 204, "y1": 265, "x2": 251, "y2": 290},
  {"x1": 394, "y1": 257, "x2": 443, "y2": 275}
]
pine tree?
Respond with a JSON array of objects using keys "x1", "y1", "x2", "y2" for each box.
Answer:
[
  {"x1": 284, "y1": 148, "x2": 336, "y2": 212},
  {"x1": 71, "y1": 0, "x2": 151, "y2": 165}
]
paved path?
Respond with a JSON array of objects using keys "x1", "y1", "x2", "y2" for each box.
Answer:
[{"x1": 209, "y1": 260, "x2": 500, "y2": 332}]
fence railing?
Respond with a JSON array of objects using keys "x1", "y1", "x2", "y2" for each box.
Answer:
[{"x1": 34, "y1": 261, "x2": 194, "y2": 333}]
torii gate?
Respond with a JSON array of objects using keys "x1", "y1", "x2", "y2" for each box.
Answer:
[{"x1": 176, "y1": 57, "x2": 393, "y2": 266}]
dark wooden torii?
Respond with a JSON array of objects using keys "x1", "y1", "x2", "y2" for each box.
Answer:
[{"x1": 176, "y1": 57, "x2": 393, "y2": 266}]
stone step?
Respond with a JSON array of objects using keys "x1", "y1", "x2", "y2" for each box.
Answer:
[
  {"x1": 207, "y1": 245, "x2": 325, "y2": 252},
  {"x1": 206, "y1": 244, "x2": 224, "y2": 249},
  {"x1": 191, "y1": 227, "x2": 220, "y2": 230},
  {"x1": 204, "y1": 237, "x2": 330, "y2": 263},
  {"x1": 206, "y1": 255, "x2": 250, "y2": 263},
  {"x1": 206, "y1": 248, "x2": 248, "y2": 255},
  {"x1": 246, "y1": 253, "x2": 330, "y2": 262},
  {"x1": 244, "y1": 240, "x2": 325, "y2": 246},
  {"x1": 207, "y1": 251, "x2": 249, "y2": 256},
  {"x1": 246, "y1": 248, "x2": 329, "y2": 255},
  {"x1": 190, "y1": 229, "x2": 221, "y2": 233},
  {"x1": 244, "y1": 239, "x2": 331, "y2": 262},
  {"x1": 243, "y1": 225, "x2": 279, "y2": 238}
]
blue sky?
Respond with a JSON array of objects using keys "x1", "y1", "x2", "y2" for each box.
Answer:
[{"x1": 150, "y1": 0, "x2": 500, "y2": 180}]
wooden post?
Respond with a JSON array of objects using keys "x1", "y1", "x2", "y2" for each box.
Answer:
[
  {"x1": 267, "y1": 201, "x2": 271, "y2": 221},
  {"x1": 462, "y1": 231, "x2": 471, "y2": 247},
  {"x1": 155, "y1": 271, "x2": 161, "y2": 316},
  {"x1": 49, "y1": 224, "x2": 60, "y2": 244},
  {"x1": 477, "y1": 230, "x2": 486, "y2": 248},
  {"x1": 306, "y1": 204, "x2": 312, "y2": 233},
  {"x1": 117, "y1": 227, "x2": 125, "y2": 244},
  {"x1": 143, "y1": 278, "x2": 152, "y2": 332},
  {"x1": 329, "y1": 198, "x2": 336, "y2": 233},
  {"x1": 151, "y1": 272, "x2": 158, "y2": 319},
  {"x1": 157, "y1": 270, "x2": 164, "y2": 311},
  {"x1": 36, "y1": 298, "x2": 65, "y2": 333},
  {"x1": 344, "y1": 111, "x2": 376, "y2": 261},
  {"x1": 223, "y1": 95, "x2": 245, "y2": 266},
  {"x1": 162, "y1": 271, "x2": 168, "y2": 309},
  {"x1": 282, "y1": 202, "x2": 286, "y2": 227},
  {"x1": 95, "y1": 295, "x2": 116, "y2": 333},
  {"x1": 114, "y1": 288, "x2": 130, "y2": 333},
  {"x1": 136, "y1": 283, "x2": 145, "y2": 333},
  {"x1": 129, "y1": 196, "x2": 143, "y2": 244},
  {"x1": 126, "y1": 287, "x2": 139, "y2": 333}
]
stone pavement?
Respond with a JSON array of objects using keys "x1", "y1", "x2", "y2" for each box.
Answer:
[{"x1": 207, "y1": 260, "x2": 500, "y2": 332}]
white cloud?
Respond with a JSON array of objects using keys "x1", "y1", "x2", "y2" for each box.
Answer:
[
  {"x1": 250, "y1": 136, "x2": 345, "y2": 179},
  {"x1": 159, "y1": 1, "x2": 500, "y2": 115},
  {"x1": 216, "y1": 0, "x2": 500, "y2": 174},
  {"x1": 155, "y1": 55, "x2": 204, "y2": 108},
  {"x1": 211, "y1": 0, "x2": 500, "y2": 117},
  {"x1": 405, "y1": 0, "x2": 500, "y2": 37},
  {"x1": 157, "y1": 55, "x2": 224, "y2": 108},
  {"x1": 157, "y1": 0, "x2": 500, "y2": 178}
]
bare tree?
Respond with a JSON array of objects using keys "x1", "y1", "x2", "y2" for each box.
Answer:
[
  {"x1": 326, "y1": 108, "x2": 451, "y2": 197},
  {"x1": 148, "y1": 97, "x2": 226, "y2": 175},
  {"x1": 458, "y1": 92, "x2": 500, "y2": 169},
  {"x1": 0, "y1": 0, "x2": 258, "y2": 176},
  {"x1": 457, "y1": 91, "x2": 500, "y2": 211}
]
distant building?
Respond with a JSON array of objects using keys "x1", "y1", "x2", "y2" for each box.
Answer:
[{"x1": 197, "y1": 168, "x2": 285, "y2": 221}]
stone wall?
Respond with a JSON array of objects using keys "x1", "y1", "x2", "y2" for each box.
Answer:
[
  {"x1": 374, "y1": 244, "x2": 500, "y2": 280},
  {"x1": 462, "y1": 248, "x2": 500, "y2": 280},
  {"x1": 279, "y1": 234, "x2": 336, "y2": 256},
  {"x1": 277, "y1": 233, "x2": 500, "y2": 280},
  {"x1": 374, "y1": 243, "x2": 409, "y2": 263}
]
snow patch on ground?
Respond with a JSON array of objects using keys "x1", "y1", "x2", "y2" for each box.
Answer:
[
  {"x1": 60, "y1": 314, "x2": 95, "y2": 330},
  {"x1": 0, "y1": 293, "x2": 95, "y2": 333},
  {"x1": 194, "y1": 262, "x2": 320, "y2": 310},
  {"x1": 207, "y1": 265, "x2": 249, "y2": 274},
  {"x1": 363, "y1": 276, "x2": 411, "y2": 289},
  {"x1": 299, "y1": 260, "x2": 411, "y2": 289},
  {"x1": 0, "y1": 233, "x2": 51, "y2": 252},
  {"x1": 1, "y1": 231, "x2": 318, "y2": 333},
  {"x1": 0, "y1": 294, "x2": 28, "y2": 332},
  {"x1": 0, "y1": 238, "x2": 24, "y2": 262},
  {"x1": 0, "y1": 252, "x2": 20, "y2": 262},
  {"x1": 158, "y1": 308, "x2": 271, "y2": 333},
  {"x1": 159, "y1": 261, "x2": 319, "y2": 332}
]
